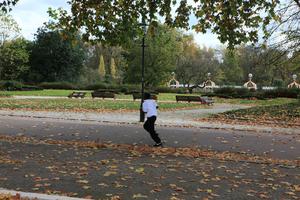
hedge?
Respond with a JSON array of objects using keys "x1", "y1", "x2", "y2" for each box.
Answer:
[
  {"x1": 39, "y1": 82, "x2": 77, "y2": 90},
  {"x1": 209, "y1": 87, "x2": 300, "y2": 99},
  {"x1": 0, "y1": 81, "x2": 43, "y2": 91}
]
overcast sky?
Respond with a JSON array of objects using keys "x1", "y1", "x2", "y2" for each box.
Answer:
[{"x1": 10, "y1": 0, "x2": 223, "y2": 48}]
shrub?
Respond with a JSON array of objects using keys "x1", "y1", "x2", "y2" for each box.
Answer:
[
  {"x1": 120, "y1": 84, "x2": 141, "y2": 94},
  {"x1": 84, "y1": 82, "x2": 108, "y2": 90},
  {"x1": 21, "y1": 85, "x2": 43, "y2": 91},
  {"x1": 213, "y1": 87, "x2": 255, "y2": 98},
  {"x1": 262, "y1": 88, "x2": 300, "y2": 98},
  {"x1": 0, "y1": 81, "x2": 43, "y2": 91},
  {"x1": 84, "y1": 83, "x2": 129, "y2": 93},
  {"x1": 273, "y1": 79, "x2": 284, "y2": 88},
  {"x1": 0, "y1": 81, "x2": 23, "y2": 91},
  {"x1": 156, "y1": 86, "x2": 187, "y2": 94},
  {"x1": 39, "y1": 82, "x2": 77, "y2": 90},
  {"x1": 211, "y1": 87, "x2": 300, "y2": 99},
  {"x1": 0, "y1": 93, "x2": 12, "y2": 97}
]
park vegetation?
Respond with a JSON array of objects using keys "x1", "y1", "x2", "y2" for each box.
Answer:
[{"x1": 0, "y1": 1, "x2": 299, "y2": 94}]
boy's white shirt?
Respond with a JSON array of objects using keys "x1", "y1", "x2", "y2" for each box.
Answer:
[{"x1": 142, "y1": 99, "x2": 157, "y2": 118}]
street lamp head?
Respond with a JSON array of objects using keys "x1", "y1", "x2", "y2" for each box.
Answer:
[
  {"x1": 292, "y1": 74, "x2": 297, "y2": 81},
  {"x1": 139, "y1": 21, "x2": 148, "y2": 35}
]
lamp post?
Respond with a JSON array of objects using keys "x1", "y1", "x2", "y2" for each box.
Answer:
[{"x1": 139, "y1": 20, "x2": 147, "y2": 122}]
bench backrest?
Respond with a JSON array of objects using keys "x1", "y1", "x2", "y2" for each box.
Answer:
[
  {"x1": 176, "y1": 95, "x2": 201, "y2": 101},
  {"x1": 188, "y1": 96, "x2": 201, "y2": 101},
  {"x1": 68, "y1": 92, "x2": 86, "y2": 97},
  {"x1": 92, "y1": 91, "x2": 115, "y2": 98},
  {"x1": 132, "y1": 93, "x2": 142, "y2": 98},
  {"x1": 176, "y1": 96, "x2": 190, "y2": 101}
]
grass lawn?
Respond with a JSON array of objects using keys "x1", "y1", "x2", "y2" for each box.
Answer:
[
  {"x1": 0, "y1": 89, "x2": 93, "y2": 97},
  {"x1": 213, "y1": 97, "x2": 297, "y2": 106},
  {"x1": 215, "y1": 101, "x2": 300, "y2": 119},
  {"x1": 208, "y1": 101, "x2": 300, "y2": 126},
  {"x1": 0, "y1": 98, "x2": 203, "y2": 112},
  {"x1": 0, "y1": 89, "x2": 297, "y2": 106}
]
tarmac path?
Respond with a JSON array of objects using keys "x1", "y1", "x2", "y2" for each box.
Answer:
[
  {"x1": 0, "y1": 115, "x2": 299, "y2": 160},
  {"x1": 0, "y1": 110, "x2": 299, "y2": 199}
]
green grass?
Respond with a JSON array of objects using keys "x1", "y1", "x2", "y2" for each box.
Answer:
[
  {"x1": 0, "y1": 89, "x2": 297, "y2": 107},
  {"x1": 0, "y1": 98, "x2": 203, "y2": 111},
  {"x1": 0, "y1": 90, "x2": 188, "y2": 101},
  {"x1": 0, "y1": 89, "x2": 91, "y2": 97},
  {"x1": 0, "y1": 93, "x2": 12, "y2": 98}
]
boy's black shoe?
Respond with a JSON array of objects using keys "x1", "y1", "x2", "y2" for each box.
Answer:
[{"x1": 153, "y1": 142, "x2": 163, "y2": 147}]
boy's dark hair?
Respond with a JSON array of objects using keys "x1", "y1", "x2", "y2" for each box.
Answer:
[{"x1": 144, "y1": 92, "x2": 151, "y2": 100}]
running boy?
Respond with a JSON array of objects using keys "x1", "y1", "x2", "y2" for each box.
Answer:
[{"x1": 142, "y1": 92, "x2": 162, "y2": 147}]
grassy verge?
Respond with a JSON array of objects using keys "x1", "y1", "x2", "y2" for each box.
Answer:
[
  {"x1": 1, "y1": 89, "x2": 297, "y2": 105},
  {"x1": 0, "y1": 98, "x2": 203, "y2": 112},
  {"x1": 213, "y1": 97, "x2": 297, "y2": 106},
  {"x1": 207, "y1": 101, "x2": 300, "y2": 126},
  {"x1": 0, "y1": 89, "x2": 92, "y2": 97},
  {"x1": 0, "y1": 93, "x2": 12, "y2": 98}
]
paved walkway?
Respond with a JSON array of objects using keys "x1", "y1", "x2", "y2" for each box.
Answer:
[
  {"x1": 0, "y1": 102, "x2": 298, "y2": 134},
  {"x1": 0, "y1": 98, "x2": 299, "y2": 200},
  {"x1": 0, "y1": 115, "x2": 299, "y2": 200}
]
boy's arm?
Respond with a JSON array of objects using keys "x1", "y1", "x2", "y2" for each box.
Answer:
[{"x1": 142, "y1": 102, "x2": 147, "y2": 113}]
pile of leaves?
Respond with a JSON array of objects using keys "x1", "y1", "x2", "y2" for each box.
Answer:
[
  {"x1": 0, "y1": 193, "x2": 36, "y2": 200},
  {"x1": 0, "y1": 99, "x2": 202, "y2": 112},
  {"x1": 1, "y1": 135, "x2": 298, "y2": 167}
]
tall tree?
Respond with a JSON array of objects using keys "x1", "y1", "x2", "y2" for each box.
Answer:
[
  {"x1": 28, "y1": 28, "x2": 85, "y2": 83},
  {"x1": 0, "y1": 38, "x2": 30, "y2": 80},
  {"x1": 176, "y1": 35, "x2": 220, "y2": 87},
  {"x1": 124, "y1": 24, "x2": 182, "y2": 87},
  {"x1": 0, "y1": 11, "x2": 20, "y2": 45},
  {"x1": 221, "y1": 49, "x2": 243, "y2": 85},
  {"x1": 176, "y1": 35, "x2": 201, "y2": 87},
  {"x1": 110, "y1": 57, "x2": 117, "y2": 80},
  {"x1": 267, "y1": 1, "x2": 300, "y2": 53},
  {"x1": 0, "y1": 0, "x2": 18, "y2": 12},
  {"x1": 82, "y1": 43, "x2": 127, "y2": 84},
  {"x1": 46, "y1": 0, "x2": 279, "y2": 49},
  {"x1": 98, "y1": 55, "x2": 106, "y2": 79}
]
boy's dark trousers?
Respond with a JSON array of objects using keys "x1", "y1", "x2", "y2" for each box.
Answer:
[{"x1": 143, "y1": 116, "x2": 161, "y2": 144}]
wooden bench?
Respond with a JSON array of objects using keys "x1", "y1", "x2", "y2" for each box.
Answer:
[
  {"x1": 176, "y1": 95, "x2": 201, "y2": 103},
  {"x1": 68, "y1": 91, "x2": 86, "y2": 98},
  {"x1": 91, "y1": 91, "x2": 116, "y2": 99},
  {"x1": 132, "y1": 93, "x2": 141, "y2": 101},
  {"x1": 175, "y1": 95, "x2": 214, "y2": 105}
]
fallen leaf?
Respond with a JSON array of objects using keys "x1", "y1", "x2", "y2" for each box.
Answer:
[{"x1": 103, "y1": 171, "x2": 117, "y2": 177}]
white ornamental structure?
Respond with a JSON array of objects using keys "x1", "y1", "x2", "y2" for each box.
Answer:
[
  {"x1": 168, "y1": 72, "x2": 180, "y2": 88},
  {"x1": 288, "y1": 74, "x2": 300, "y2": 89},
  {"x1": 243, "y1": 73, "x2": 257, "y2": 90},
  {"x1": 204, "y1": 72, "x2": 216, "y2": 92}
]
